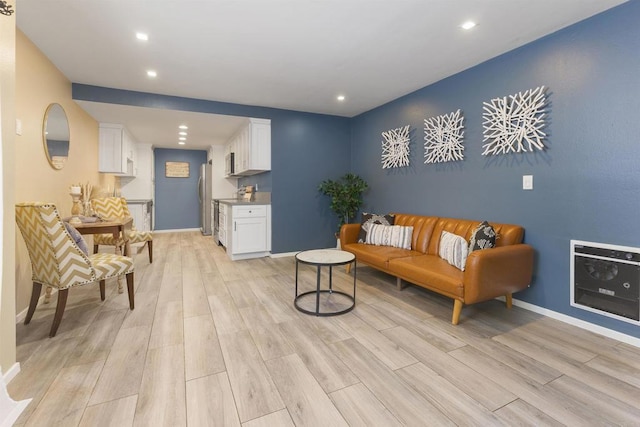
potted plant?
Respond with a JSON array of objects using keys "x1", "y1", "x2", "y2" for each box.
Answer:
[{"x1": 318, "y1": 173, "x2": 368, "y2": 245}]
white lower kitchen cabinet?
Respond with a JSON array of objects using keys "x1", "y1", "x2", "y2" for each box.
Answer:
[
  {"x1": 126, "y1": 200, "x2": 152, "y2": 231},
  {"x1": 223, "y1": 203, "x2": 270, "y2": 260}
]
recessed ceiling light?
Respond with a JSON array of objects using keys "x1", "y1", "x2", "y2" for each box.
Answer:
[
  {"x1": 461, "y1": 21, "x2": 476, "y2": 30},
  {"x1": 337, "y1": 95, "x2": 346, "y2": 102},
  {"x1": 179, "y1": 131, "x2": 187, "y2": 136},
  {"x1": 147, "y1": 70, "x2": 157, "y2": 78},
  {"x1": 179, "y1": 137, "x2": 186, "y2": 141},
  {"x1": 178, "y1": 141, "x2": 186, "y2": 145},
  {"x1": 136, "y1": 32, "x2": 149, "y2": 41},
  {"x1": 179, "y1": 125, "x2": 188, "y2": 130}
]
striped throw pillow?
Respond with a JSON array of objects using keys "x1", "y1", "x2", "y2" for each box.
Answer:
[
  {"x1": 439, "y1": 230, "x2": 468, "y2": 271},
  {"x1": 366, "y1": 224, "x2": 413, "y2": 250}
]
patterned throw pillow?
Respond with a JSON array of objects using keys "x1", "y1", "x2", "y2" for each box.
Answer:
[
  {"x1": 439, "y1": 230, "x2": 468, "y2": 271},
  {"x1": 64, "y1": 222, "x2": 89, "y2": 255},
  {"x1": 365, "y1": 224, "x2": 413, "y2": 250},
  {"x1": 468, "y1": 221, "x2": 496, "y2": 252},
  {"x1": 358, "y1": 212, "x2": 395, "y2": 243}
]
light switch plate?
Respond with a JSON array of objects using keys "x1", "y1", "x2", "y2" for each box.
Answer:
[
  {"x1": 15, "y1": 119, "x2": 22, "y2": 136},
  {"x1": 523, "y1": 175, "x2": 533, "y2": 190}
]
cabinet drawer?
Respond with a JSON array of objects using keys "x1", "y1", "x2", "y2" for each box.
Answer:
[{"x1": 232, "y1": 205, "x2": 267, "y2": 218}]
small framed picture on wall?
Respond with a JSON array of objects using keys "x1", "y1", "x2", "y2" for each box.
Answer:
[{"x1": 165, "y1": 161, "x2": 190, "y2": 178}]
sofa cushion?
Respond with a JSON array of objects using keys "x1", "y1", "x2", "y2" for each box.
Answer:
[
  {"x1": 469, "y1": 221, "x2": 496, "y2": 252},
  {"x1": 389, "y1": 255, "x2": 464, "y2": 299},
  {"x1": 439, "y1": 231, "x2": 468, "y2": 271},
  {"x1": 358, "y1": 212, "x2": 395, "y2": 243},
  {"x1": 342, "y1": 242, "x2": 423, "y2": 267},
  {"x1": 366, "y1": 224, "x2": 413, "y2": 249}
]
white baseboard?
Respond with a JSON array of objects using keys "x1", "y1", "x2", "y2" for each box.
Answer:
[
  {"x1": 153, "y1": 228, "x2": 200, "y2": 233},
  {"x1": 270, "y1": 252, "x2": 297, "y2": 258},
  {"x1": 511, "y1": 298, "x2": 640, "y2": 348},
  {"x1": 1, "y1": 364, "x2": 31, "y2": 427},
  {"x1": 2, "y1": 364, "x2": 20, "y2": 385}
]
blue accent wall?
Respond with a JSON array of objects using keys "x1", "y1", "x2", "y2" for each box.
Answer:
[
  {"x1": 154, "y1": 148, "x2": 207, "y2": 230},
  {"x1": 74, "y1": 85, "x2": 351, "y2": 249},
  {"x1": 72, "y1": 1, "x2": 640, "y2": 337},
  {"x1": 351, "y1": 1, "x2": 640, "y2": 337}
]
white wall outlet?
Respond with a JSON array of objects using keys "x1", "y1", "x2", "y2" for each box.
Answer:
[{"x1": 523, "y1": 175, "x2": 533, "y2": 190}]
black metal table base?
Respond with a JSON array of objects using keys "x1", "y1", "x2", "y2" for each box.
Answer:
[{"x1": 294, "y1": 255, "x2": 356, "y2": 317}]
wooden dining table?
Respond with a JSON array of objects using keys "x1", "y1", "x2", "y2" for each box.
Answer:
[{"x1": 74, "y1": 217, "x2": 133, "y2": 293}]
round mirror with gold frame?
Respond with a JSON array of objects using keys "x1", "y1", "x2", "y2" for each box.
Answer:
[{"x1": 43, "y1": 103, "x2": 70, "y2": 170}]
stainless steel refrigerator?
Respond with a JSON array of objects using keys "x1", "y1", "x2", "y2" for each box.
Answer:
[{"x1": 198, "y1": 162, "x2": 212, "y2": 235}]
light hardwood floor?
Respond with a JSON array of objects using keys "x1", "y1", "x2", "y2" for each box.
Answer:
[{"x1": 9, "y1": 232, "x2": 640, "y2": 426}]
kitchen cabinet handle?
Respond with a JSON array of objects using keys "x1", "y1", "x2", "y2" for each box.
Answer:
[{"x1": 234, "y1": 221, "x2": 236, "y2": 231}]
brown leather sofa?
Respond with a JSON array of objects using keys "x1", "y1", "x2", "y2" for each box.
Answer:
[{"x1": 340, "y1": 213, "x2": 534, "y2": 324}]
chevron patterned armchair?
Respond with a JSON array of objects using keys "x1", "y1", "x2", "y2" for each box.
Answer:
[
  {"x1": 15, "y1": 203, "x2": 135, "y2": 337},
  {"x1": 90, "y1": 197, "x2": 153, "y2": 263}
]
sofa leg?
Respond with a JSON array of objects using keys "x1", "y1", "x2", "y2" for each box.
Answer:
[
  {"x1": 452, "y1": 300, "x2": 463, "y2": 325},
  {"x1": 396, "y1": 277, "x2": 406, "y2": 290},
  {"x1": 505, "y1": 293, "x2": 513, "y2": 309}
]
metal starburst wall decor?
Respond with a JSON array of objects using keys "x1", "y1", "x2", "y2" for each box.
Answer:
[
  {"x1": 482, "y1": 86, "x2": 547, "y2": 156},
  {"x1": 381, "y1": 125, "x2": 411, "y2": 169},
  {"x1": 0, "y1": 0, "x2": 14, "y2": 16},
  {"x1": 424, "y1": 109, "x2": 465, "y2": 163}
]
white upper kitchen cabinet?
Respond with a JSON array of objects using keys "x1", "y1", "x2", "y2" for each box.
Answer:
[
  {"x1": 227, "y1": 118, "x2": 271, "y2": 176},
  {"x1": 98, "y1": 123, "x2": 135, "y2": 176},
  {"x1": 120, "y1": 143, "x2": 154, "y2": 200}
]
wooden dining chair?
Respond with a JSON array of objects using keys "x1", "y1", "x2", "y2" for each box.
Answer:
[
  {"x1": 90, "y1": 197, "x2": 153, "y2": 263},
  {"x1": 15, "y1": 202, "x2": 135, "y2": 337}
]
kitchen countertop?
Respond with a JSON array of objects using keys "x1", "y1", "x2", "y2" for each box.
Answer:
[{"x1": 217, "y1": 199, "x2": 270, "y2": 206}]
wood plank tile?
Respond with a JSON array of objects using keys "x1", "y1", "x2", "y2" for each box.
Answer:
[
  {"x1": 208, "y1": 294, "x2": 247, "y2": 335},
  {"x1": 134, "y1": 344, "x2": 186, "y2": 427},
  {"x1": 396, "y1": 362, "x2": 506, "y2": 426},
  {"x1": 586, "y1": 352, "x2": 640, "y2": 388},
  {"x1": 265, "y1": 354, "x2": 348, "y2": 427},
  {"x1": 89, "y1": 325, "x2": 150, "y2": 406},
  {"x1": 352, "y1": 302, "x2": 396, "y2": 331},
  {"x1": 239, "y1": 304, "x2": 294, "y2": 361},
  {"x1": 493, "y1": 328, "x2": 640, "y2": 408},
  {"x1": 494, "y1": 399, "x2": 564, "y2": 427},
  {"x1": 547, "y1": 374, "x2": 640, "y2": 426},
  {"x1": 218, "y1": 330, "x2": 285, "y2": 422},
  {"x1": 120, "y1": 291, "x2": 158, "y2": 329},
  {"x1": 8, "y1": 336, "x2": 81, "y2": 423},
  {"x1": 201, "y1": 272, "x2": 230, "y2": 296},
  {"x1": 503, "y1": 325, "x2": 597, "y2": 363},
  {"x1": 449, "y1": 345, "x2": 607, "y2": 426},
  {"x1": 279, "y1": 320, "x2": 359, "y2": 393},
  {"x1": 331, "y1": 313, "x2": 417, "y2": 370},
  {"x1": 26, "y1": 360, "x2": 104, "y2": 426},
  {"x1": 184, "y1": 314, "x2": 226, "y2": 381},
  {"x1": 248, "y1": 276, "x2": 298, "y2": 323},
  {"x1": 79, "y1": 395, "x2": 138, "y2": 427},
  {"x1": 227, "y1": 278, "x2": 260, "y2": 308},
  {"x1": 182, "y1": 267, "x2": 211, "y2": 318},
  {"x1": 329, "y1": 383, "x2": 402, "y2": 427},
  {"x1": 185, "y1": 372, "x2": 241, "y2": 427},
  {"x1": 330, "y1": 338, "x2": 455, "y2": 426},
  {"x1": 382, "y1": 326, "x2": 515, "y2": 411},
  {"x1": 148, "y1": 299, "x2": 184, "y2": 349},
  {"x1": 65, "y1": 309, "x2": 127, "y2": 367},
  {"x1": 241, "y1": 409, "x2": 294, "y2": 427}
]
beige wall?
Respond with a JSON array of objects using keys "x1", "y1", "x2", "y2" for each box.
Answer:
[
  {"x1": 14, "y1": 31, "x2": 118, "y2": 316},
  {"x1": 1, "y1": 6, "x2": 17, "y2": 373}
]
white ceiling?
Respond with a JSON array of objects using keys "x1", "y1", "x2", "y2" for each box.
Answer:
[{"x1": 17, "y1": 0, "x2": 626, "y2": 149}]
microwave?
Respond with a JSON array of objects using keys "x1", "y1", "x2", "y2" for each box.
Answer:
[{"x1": 225, "y1": 152, "x2": 235, "y2": 176}]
